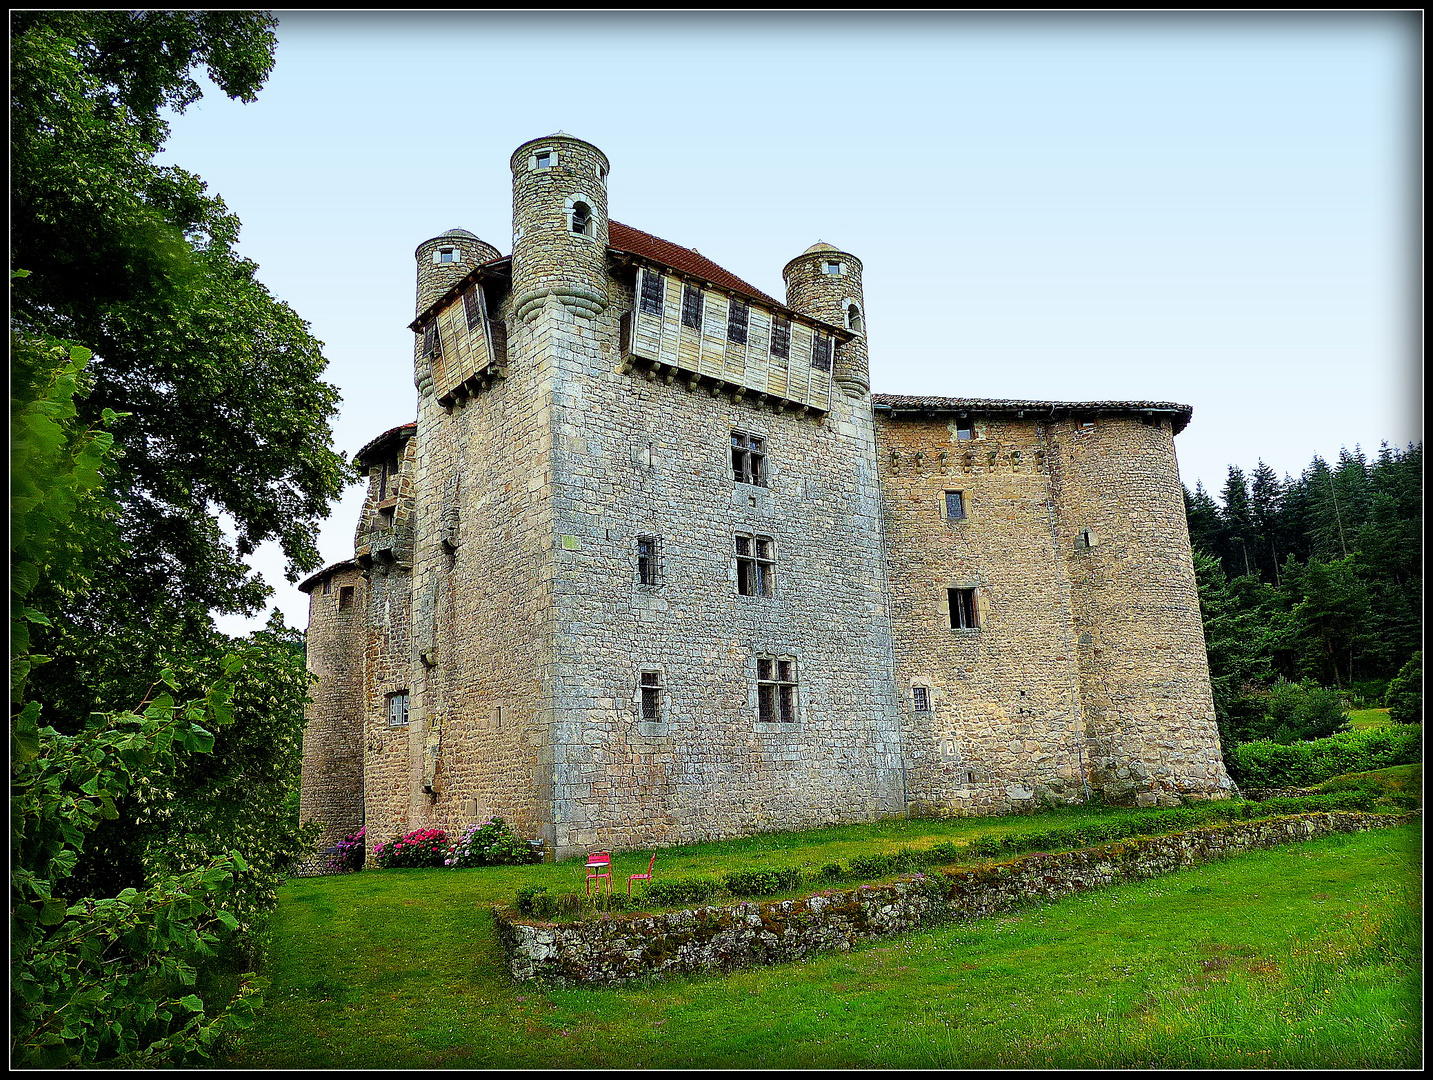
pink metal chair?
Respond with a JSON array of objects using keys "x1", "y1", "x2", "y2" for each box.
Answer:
[
  {"x1": 584, "y1": 851, "x2": 612, "y2": 897},
  {"x1": 627, "y1": 853, "x2": 657, "y2": 896}
]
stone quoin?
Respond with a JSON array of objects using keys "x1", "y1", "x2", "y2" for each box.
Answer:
[{"x1": 299, "y1": 134, "x2": 1234, "y2": 861}]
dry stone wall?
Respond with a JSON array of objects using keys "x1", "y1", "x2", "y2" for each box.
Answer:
[{"x1": 496, "y1": 812, "x2": 1408, "y2": 985}]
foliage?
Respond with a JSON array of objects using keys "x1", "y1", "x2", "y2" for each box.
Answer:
[
  {"x1": 326, "y1": 827, "x2": 367, "y2": 874},
  {"x1": 372, "y1": 829, "x2": 450, "y2": 870},
  {"x1": 1186, "y1": 444, "x2": 1421, "y2": 697},
  {"x1": 446, "y1": 818, "x2": 541, "y2": 868},
  {"x1": 12, "y1": 10, "x2": 350, "y2": 732},
  {"x1": 1232, "y1": 725, "x2": 1422, "y2": 789},
  {"x1": 63, "y1": 611, "x2": 323, "y2": 935},
  {"x1": 638, "y1": 877, "x2": 725, "y2": 907},
  {"x1": 722, "y1": 867, "x2": 805, "y2": 897},
  {"x1": 1238, "y1": 680, "x2": 1348, "y2": 745},
  {"x1": 514, "y1": 885, "x2": 558, "y2": 918},
  {"x1": 1384, "y1": 652, "x2": 1422, "y2": 725},
  {"x1": 10, "y1": 316, "x2": 313, "y2": 1065},
  {"x1": 11, "y1": 657, "x2": 266, "y2": 1066},
  {"x1": 9, "y1": 303, "x2": 120, "y2": 708}
]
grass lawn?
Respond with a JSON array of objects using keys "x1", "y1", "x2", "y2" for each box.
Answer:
[
  {"x1": 225, "y1": 811, "x2": 1421, "y2": 1069},
  {"x1": 1346, "y1": 707, "x2": 1394, "y2": 731}
]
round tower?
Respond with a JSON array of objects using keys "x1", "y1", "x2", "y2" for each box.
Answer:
[
  {"x1": 414, "y1": 228, "x2": 500, "y2": 314},
  {"x1": 782, "y1": 242, "x2": 870, "y2": 399},
  {"x1": 509, "y1": 133, "x2": 611, "y2": 322}
]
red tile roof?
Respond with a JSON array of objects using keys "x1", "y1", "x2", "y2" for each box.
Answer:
[
  {"x1": 355, "y1": 422, "x2": 416, "y2": 467},
  {"x1": 608, "y1": 221, "x2": 785, "y2": 309}
]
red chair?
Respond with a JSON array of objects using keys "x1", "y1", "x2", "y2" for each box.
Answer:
[
  {"x1": 584, "y1": 851, "x2": 612, "y2": 897},
  {"x1": 628, "y1": 853, "x2": 657, "y2": 896}
]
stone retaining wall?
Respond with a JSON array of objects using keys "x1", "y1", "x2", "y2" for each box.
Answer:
[{"x1": 494, "y1": 812, "x2": 1410, "y2": 984}]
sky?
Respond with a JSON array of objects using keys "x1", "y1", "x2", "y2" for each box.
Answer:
[{"x1": 150, "y1": 12, "x2": 1420, "y2": 638}]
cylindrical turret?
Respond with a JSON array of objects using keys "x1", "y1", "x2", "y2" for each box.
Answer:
[
  {"x1": 509, "y1": 134, "x2": 610, "y2": 322},
  {"x1": 414, "y1": 228, "x2": 500, "y2": 314},
  {"x1": 782, "y1": 242, "x2": 869, "y2": 399}
]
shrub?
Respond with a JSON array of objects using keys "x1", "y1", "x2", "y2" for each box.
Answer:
[
  {"x1": 722, "y1": 867, "x2": 805, "y2": 897},
  {"x1": 846, "y1": 853, "x2": 902, "y2": 879},
  {"x1": 514, "y1": 885, "x2": 557, "y2": 918},
  {"x1": 1385, "y1": 652, "x2": 1422, "y2": 725},
  {"x1": 639, "y1": 877, "x2": 723, "y2": 907},
  {"x1": 1252, "y1": 680, "x2": 1349, "y2": 744},
  {"x1": 372, "y1": 828, "x2": 448, "y2": 869},
  {"x1": 446, "y1": 818, "x2": 540, "y2": 868},
  {"x1": 324, "y1": 826, "x2": 366, "y2": 873},
  {"x1": 1233, "y1": 724, "x2": 1422, "y2": 788},
  {"x1": 970, "y1": 835, "x2": 1005, "y2": 857}
]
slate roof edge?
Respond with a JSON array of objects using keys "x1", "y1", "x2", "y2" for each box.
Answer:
[{"x1": 871, "y1": 394, "x2": 1193, "y2": 435}]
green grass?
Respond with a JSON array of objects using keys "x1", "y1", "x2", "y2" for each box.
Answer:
[
  {"x1": 1346, "y1": 707, "x2": 1394, "y2": 731},
  {"x1": 224, "y1": 812, "x2": 1421, "y2": 1069}
]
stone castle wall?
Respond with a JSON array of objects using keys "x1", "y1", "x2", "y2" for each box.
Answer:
[
  {"x1": 300, "y1": 133, "x2": 1230, "y2": 859},
  {"x1": 1046, "y1": 416, "x2": 1231, "y2": 803},
  {"x1": 876, "y1": 414, "x2": 1088, "y2": 816},
  {"x1": 535, "y1": 288, "x2": 905, "y2": 858},
  {"x1": 298, "y1": 562, "x2": 368, "y2": 847}
]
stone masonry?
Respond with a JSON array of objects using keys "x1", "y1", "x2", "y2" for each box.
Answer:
[{"x1": 298, "y1": 134, "x2": 1234, "y2": 858}]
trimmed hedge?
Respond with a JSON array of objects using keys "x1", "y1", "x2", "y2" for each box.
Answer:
[
  {"x1": 509, "y1": 787, "x2": 1397, "y2": 915},
  {"x1": 1233, "y1": 724, "x2": 1421, "y2": 788}
]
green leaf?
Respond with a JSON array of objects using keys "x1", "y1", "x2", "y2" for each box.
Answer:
[{"x1": 177, "y1": 994, "x2": 204, "y2": 1013}]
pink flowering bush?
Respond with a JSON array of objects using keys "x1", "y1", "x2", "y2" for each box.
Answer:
[
  {"x1": 325, "y1": 826, "x2": 366, "y2": 872},
  {"x1": 445, "y1": 818, "x2": 539, "y2": 868},
  {"x1": 372, "y1": 827, "x2": 448, "y2": 869}
]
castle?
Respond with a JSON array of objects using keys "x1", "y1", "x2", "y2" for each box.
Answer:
[{"x1": 299, "y1": 134, "x2": 1234, "y2": 861}]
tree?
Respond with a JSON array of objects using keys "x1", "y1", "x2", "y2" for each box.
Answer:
[
  {"x1": 1385, "y1": 652, "x2": 1422, "y2": 725},
  {"x1": 1184, "y1": 482, "x2": 1225, "y2": 559},
  {"x1": 11, "y1": 11, "x2": 350, "y2": 724},
  {"x1": 11, "y1": 321, "x2": 261, "y2": 1067},
  {"x1": 1292, "y1": 556, "x2": 1374, "y2": 689}
]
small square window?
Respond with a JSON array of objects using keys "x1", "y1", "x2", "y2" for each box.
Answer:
[
  {"x1": 435, "y1": 247, "x2": 457, "y2": 264},
  {"x1": 534, "y1": 151, "x2": 553, "y2": 169},
  {"x1": 822, "y1": 260, "x2": 842, "y2": 276},
  {"x1": 956, "y1": 417, "x2": 975, "y2": 441},
  {"x1": 338, "y1": 585, "x2": 355, "y2": 611},
  {"x1": 322, "y1": 578, "x2": 332, "y2": 595},
  {"x1": 913, "y1": 686, "x2": 931, "y2": 712},
  {"x1": 387, "y1": 690, "x2": 410, "y2": 727},
  {"x1": 731, "y1": 431, "x2": 767, "y2": 487},
  {"x1": 944, "y1": 490, "x2": 965, "y2": 520},
  {"x1": 1077, "y1": 419, "x2": 1096, "y2": 431},
  {"x1": 948, "y1": 587, "x2": 978, "y2": 630}
]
